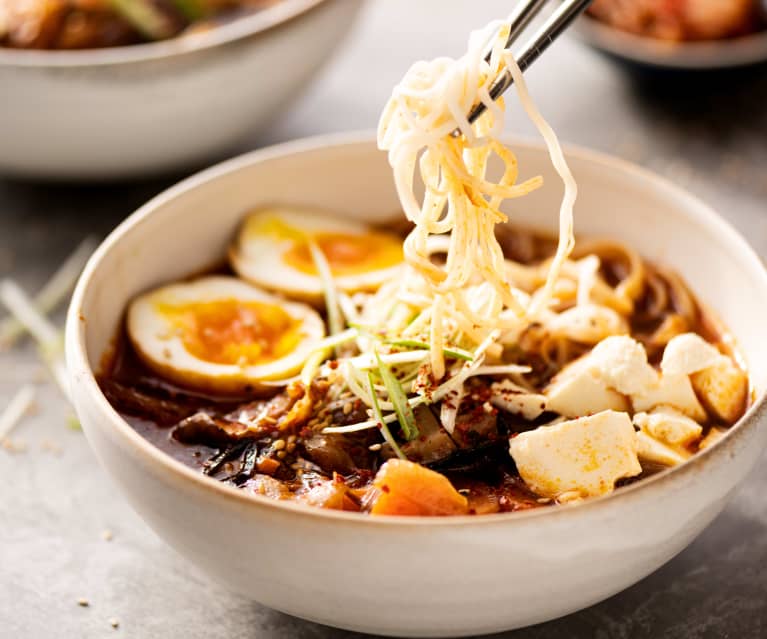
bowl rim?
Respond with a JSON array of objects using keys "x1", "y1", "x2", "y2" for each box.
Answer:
[
  {"x1": 574, "y1": 14, "x2": 767, "y2": 69},
  {"x1": 0, "y1": 0, "x2": 330, "y2": 68},
  {"x1": 66, "y1": 130, "x2": 767, "y2": 528}
]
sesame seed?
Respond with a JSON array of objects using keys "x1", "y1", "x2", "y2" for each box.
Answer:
[
  {"x1": 287, "y1": 435, "x2": 297, "y2": 444},
  {"x1": 272, "y1": 439, "x2": 286, "y2": 451},
  {"x1": 368, "y1": 443, "x2": 382, "y2": 451},
  {"x1": 276, "y1": 451, "x2": 287, "y2": 459},
  {"x1": 286, "y1": 442, "x2": 296, "y2": 453},
  {"x1": 109, "y1": 618, "x2": 120, "y2": 629},
  {"x1": 101, "y1": 529, "x2": 113, "y2": 542},
  {"x1": 342, "y1": 403, "x2": 353, "y2": 415},
  {"x1": 77, "y1": 598, "x2": 90, "y2": 607}
]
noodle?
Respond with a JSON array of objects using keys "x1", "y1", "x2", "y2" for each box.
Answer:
[{"x1": 378, "y1": 19, "x2": 577, "y2": 380}]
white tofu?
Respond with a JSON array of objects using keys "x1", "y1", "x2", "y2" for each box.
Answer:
[
  {"x1": 661, "y1": 333, "x2": 726, "y2": 376},
  {"x1": 632, "y1": 373, "x2": 707, "y2": 422},
  {"x1": 546, "y1": 303, "x2": 628, "y2": 345},
  {"x1": 545, "y1": 362, "x2": 629, "y2": 418},
  {"x1": 587, "y1": 335, "x2": 658, "y2": 395},
  {"x1": 691, "y1": 358, "x2": 748, "y2": 424},
  {"x1": 490, "y1": 379, "x2": 547, "y2": 421},
  {"x1": 633, "y1": 406, "x2": 703, "y2": 447},
  {"x1": 635, "y1": 431, "x2": 689, "y2": 467},
  {"x1": 509, "y1": 410, "x2": 642, "y2": 498}
]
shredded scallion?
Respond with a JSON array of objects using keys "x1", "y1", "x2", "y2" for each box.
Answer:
[
  {"x1": 108, "y1": 0, "x2": 177, "y2": 39},
  {"x1": 0, "y1": 236, "x2": 96, "y2": 349},
  {"x1": 385, "y1": 338, "x2": 474, "y2": 361},
  {"x1": 367, "y1": 372, "x2": 406, "y2": 460},
  {"x1": 375, "y1": 350, "x2": 419, "y2": 441},
  {"x1": 0, "y1": 280, "x2": 71, "y2": 403},
  {"x1": 0, "y1": 384, "x2": 36, "y2": 441},
  {"x1": 308, "y1": 241, "x2": 344, "y2": 338}
]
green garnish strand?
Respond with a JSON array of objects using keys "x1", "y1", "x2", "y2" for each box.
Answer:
[
  {"x1": 375, "y1": 350, "x2": 419, "y2": 441},
  {"x1": 385, "y1": 338, "x2": 474, "y2": 361},
  {"x1": 367, "y1": 372, "x2": 406, "y2": 460},
  {"x1": 108, "y1": 0, "x2": 178, "y2": 40},
  {"x1": 169, "y1": 0, "x2": 206, "y2": 21},
  {"x1": 308, "y1": 241, "x2": 344, "y2": 338}
]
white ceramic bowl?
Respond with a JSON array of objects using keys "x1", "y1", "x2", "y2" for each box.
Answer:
[
  {"x1": 66, "y1": 133, "x2": 767, "y2": 637},
  {"x1": 575, "y1": 15, "x2": 767, "y2": 70},
  {"x1": 0, "y1": 0, "x2": 360, "y2": 180}
]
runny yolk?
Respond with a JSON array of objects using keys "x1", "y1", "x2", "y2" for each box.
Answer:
[
  {"x1": 283, "y1": 231, "x2": 403, "y2": 277},
  {"x1": 158, "y1": 299, "x2": 303, "y2": 366}
]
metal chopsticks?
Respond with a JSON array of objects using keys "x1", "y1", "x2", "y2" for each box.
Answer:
[{"x1": 462, "y1": 0, "x2": 594, "y2": 131}]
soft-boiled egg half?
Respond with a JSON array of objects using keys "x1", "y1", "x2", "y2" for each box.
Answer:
[
  {"x1": 127, "y1": 276, "x2": 325, "y2": 394},
  {"x1": 229, "y1": 207, "x2": 404, "y2": 302}
]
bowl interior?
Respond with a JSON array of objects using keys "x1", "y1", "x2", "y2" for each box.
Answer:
[
  {"x1": 575, "y1": 16, "x2": 767, "y2": 69},
  {"x1": 78, "y1": 135, "x2": 767, "y2": 402}
]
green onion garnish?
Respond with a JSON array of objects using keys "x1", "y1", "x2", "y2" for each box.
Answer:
[
  {"x1": 108, "y1": 0, "x2": 178, "y2": 40},
  {"x1": 385, "y1": 338, "x2": 474, "y2": 361},
  {"x1": 367, "y1": 372, "x2": 406, "y2": 460},
  {"x1": 169, "y1": 0, "x2": 205, "y2": 21},
  {"x1": 308, "y1": 241, "x2": 344, "y2": 338},
  {"x1": 375, "y1": 350, "x2": 419, "y2": 441}
]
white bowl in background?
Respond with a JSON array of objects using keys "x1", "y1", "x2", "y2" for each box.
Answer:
[
  {"x1": 66, "y1": 133, "x2": 767, "y2": 637},
  {"x1": 575, "y1": 15, "x2": 767, "y2": 70},
  {"x1": 0, "y1": 0, "x2": 360, "y2": 180}
]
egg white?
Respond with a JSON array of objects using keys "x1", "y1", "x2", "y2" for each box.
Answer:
[
  {"x1": 126, "y1": 275, "x2": 325, "y2": 395},
  {"x1": 229, "y1": 207, "x2": 404, "y2": 303}
]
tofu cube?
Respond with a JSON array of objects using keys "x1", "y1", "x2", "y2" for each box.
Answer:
[
  {"x1": 635, "y1": 431, "x2": 689, "y2": 467},
  {"x1": 545, "y1": 358, "x2": 630, "y2": 419},
  {"x1": 632, "y1": 373, "x2": 707, "y2": 423},
  {"x1": 588, "y1": 335, "x2": 658, "y2": 395},
  {"x1": 661, "y1": 333, "x2": 726, "y2": 376},
  {"x1": 509, "y1": 410, "x2": 642, "y2": 498},
  {"x1": 633, "y1": 406, "x2": 702, "y2": 447},
  {"x1": 691, "y1": 358, "x2": 748, "y2": 424},
  {"x1": 632, "y1": 405, "x2": 701, "y2": 468}
]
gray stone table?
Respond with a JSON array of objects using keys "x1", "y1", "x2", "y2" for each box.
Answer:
[{"x1": 2, "y1": 1, "x2": 766, "y2": 637}]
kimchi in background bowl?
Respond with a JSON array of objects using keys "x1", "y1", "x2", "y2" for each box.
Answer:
[
  {"x1": 65, "y1": 132, "x2": 767, "y2": 636},
  {"x1": 0, "y1": 0, "x2": 360, "y2": 180},
  {"x1": 574, "y1": 14, "x2": 767, "y2": 70}
]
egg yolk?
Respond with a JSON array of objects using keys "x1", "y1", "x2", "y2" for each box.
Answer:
[
  {"x1": 158, "y1": 299, "x2": 303, "y2": 366},
  {"x1": 248, "y1": 216, "x2": 402, "y2": 277},
  {"x1": 284, "y1": 232, "x2": 403, "y2": 277}
]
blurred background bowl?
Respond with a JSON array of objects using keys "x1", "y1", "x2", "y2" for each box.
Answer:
[
  {"x1": 0, "y1": 0, "x2": 360, "y2": 180},
  {"x1": 574, "y1": 14, "x2": 767, "y2": 70}
]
